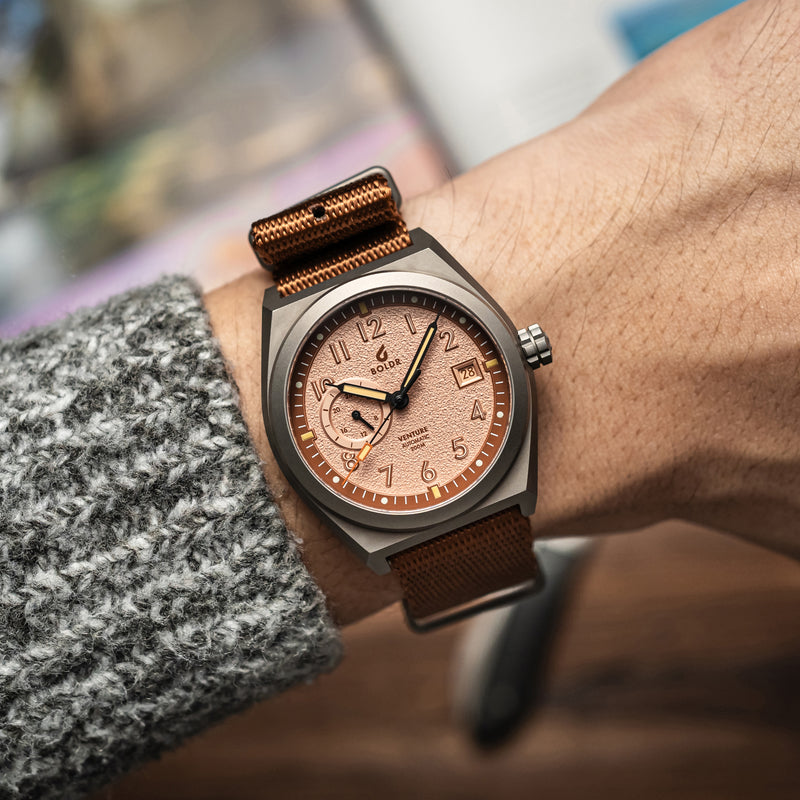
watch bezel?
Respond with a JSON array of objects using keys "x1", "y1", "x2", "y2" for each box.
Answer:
[{"x1": 266, "y1": 270, "x2": 530, "y2": 533}]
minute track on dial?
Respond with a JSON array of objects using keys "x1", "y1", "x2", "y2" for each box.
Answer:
[{"x1": 288, "y1": 289, "x2": 513, "y2": 513}]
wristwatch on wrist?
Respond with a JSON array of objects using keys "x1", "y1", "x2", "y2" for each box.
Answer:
[{"x1": 250, "y1": 167, "x2": 552, "y2": 632}]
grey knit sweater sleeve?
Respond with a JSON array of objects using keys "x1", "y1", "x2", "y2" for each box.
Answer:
[{"x1": 0, "y1": 276, "x2": 342, "y2": 798}]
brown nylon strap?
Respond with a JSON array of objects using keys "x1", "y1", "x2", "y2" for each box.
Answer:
[
  {"x1": 252, "y1": 171, "x2": 538, "y2": 627},
  {"x1": 249, "y1": 174, "x2": 411, "y2": 297},
  {"x1": 388, "y1": 508, "x2": 538, "y2": 623}
]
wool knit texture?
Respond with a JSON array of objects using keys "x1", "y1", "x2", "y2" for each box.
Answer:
[{"x1": 0, "y1": 276, "x2": 342, "y2": 798}]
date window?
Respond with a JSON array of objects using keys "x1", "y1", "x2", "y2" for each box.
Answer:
[{"x1": 451, "y1": 357, "x2": 484, "y2": 389}]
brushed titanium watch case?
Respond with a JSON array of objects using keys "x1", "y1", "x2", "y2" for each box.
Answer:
[{"x1": 262, "y1": 229, "x2": 539, "y2": 574}]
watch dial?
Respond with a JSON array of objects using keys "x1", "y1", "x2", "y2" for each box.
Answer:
[{"x1": 287, "y1": 290, "x2": 512, "y2": 513}]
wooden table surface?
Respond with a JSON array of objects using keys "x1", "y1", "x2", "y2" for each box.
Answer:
[{"x1": 96, "y1": 522, "x2": 800, "y2": 799}]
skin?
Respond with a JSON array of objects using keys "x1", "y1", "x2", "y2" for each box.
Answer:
[{"x1": 205, "y1": 0, "x2": 800, "y2": 626}]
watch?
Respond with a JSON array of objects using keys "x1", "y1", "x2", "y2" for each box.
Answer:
[{"x1": 250, "y1": 167, "x2": 552, "y2": 631}]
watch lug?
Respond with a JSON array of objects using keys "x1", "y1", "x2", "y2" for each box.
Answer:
[{"x1": 394, "y1": 229, "x2": 520, "y2": 332}]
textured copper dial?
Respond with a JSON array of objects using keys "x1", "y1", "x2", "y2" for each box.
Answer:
[{"x1": 288, "y1": 290, "x2": 512, "y2": 513}]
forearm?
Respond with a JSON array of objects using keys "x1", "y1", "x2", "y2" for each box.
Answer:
[{"x1": 421, "y1": 0, "x2": 800, "y2": 553}]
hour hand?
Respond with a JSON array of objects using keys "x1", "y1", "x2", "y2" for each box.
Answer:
[{"x1": 334, "y1": 382, "x2": 392, "y2": 403}]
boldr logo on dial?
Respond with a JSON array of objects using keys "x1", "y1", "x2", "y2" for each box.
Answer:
[{"x1": 372, "y1": 343, "x2": 401, "y2": 374}]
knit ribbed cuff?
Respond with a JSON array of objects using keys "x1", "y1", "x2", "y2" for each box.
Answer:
[{"x1": 0, "y1": 276, "x2": 342, "y2": 799}]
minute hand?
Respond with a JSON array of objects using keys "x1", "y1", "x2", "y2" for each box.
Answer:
[{"x1": 400, "y1": 314, "x2": 440, "y2": 391}]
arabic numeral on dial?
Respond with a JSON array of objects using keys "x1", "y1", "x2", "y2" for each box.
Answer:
[
  {"x1": 328, "y1": 339, "x2": 351, "y2": 364},
  {"x1": 357, "y1": 316, "x2": 386, "y2": 342},
  {"x1": 420, "y1": 461, "x2": 437, "y2": 483},
  {"x1": 377, "y1": 464, "x2": 393, "y2": 488},
  {"x1": 451, "y1": 437, "x2": 468, "y2": 460},
  {"x1": 471, "y1": 399, "x2": 487, "y2": 420},
  {"x1": 439, "y1": 329, "x2": 459, "y2": 351},
  {"x1": 342, "y1": 451, "x2": 358, "y2": 471},
  {"x1": 311, "y1": 378, "x2": 333, "y2": 402}
]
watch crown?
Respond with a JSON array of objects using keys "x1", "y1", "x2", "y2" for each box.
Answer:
[{"x1": 517, "y1": 324, "x2": 552, "y2": 370}]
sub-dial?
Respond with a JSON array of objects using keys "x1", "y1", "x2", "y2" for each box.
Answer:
[{"x1": 320, "y1": 378, "x2": 392, "y2": 450}]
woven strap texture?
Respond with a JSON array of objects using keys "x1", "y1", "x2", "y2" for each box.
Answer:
[
  {"x1": 252, "y1": 173, "x2": 537, "y2": 624},
  {"x1": 249, "y1": 174, "x2": 411, "y2": 296},
  {"x1": 388, "y1": 509, "x2": 537, "y2": 622}
]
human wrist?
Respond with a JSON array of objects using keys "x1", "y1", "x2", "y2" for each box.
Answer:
[{"x1": 404, "y1": 135, "x2": 684, "y2": 540}]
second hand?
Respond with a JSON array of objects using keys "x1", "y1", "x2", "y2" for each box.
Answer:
[{"x1": 343, "y1": 406, "x2": 395, "y2": 486}]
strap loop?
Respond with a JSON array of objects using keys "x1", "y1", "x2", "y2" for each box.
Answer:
[{"x1": 249, "y1": 172, "x2": 410, "y2": 297}]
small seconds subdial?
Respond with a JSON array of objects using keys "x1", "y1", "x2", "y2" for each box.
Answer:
[{"x1": 319, "y1": 378, "x2": 392, "y2": 450}]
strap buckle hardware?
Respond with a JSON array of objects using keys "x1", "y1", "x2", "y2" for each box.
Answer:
[
  {"x1": 248, "y1": 166, "x2": 403, "y2": 270},
  {"x1": 312, "y1": 165, "x2": 402, "y2": 211},
  {"x1": 402, "y1": 574, "x2": 546, "y2": 634}
]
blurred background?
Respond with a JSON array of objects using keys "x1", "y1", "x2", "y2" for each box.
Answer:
[{"x1": 0, "y1": 1, "x2": 797, "y2": 798}]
